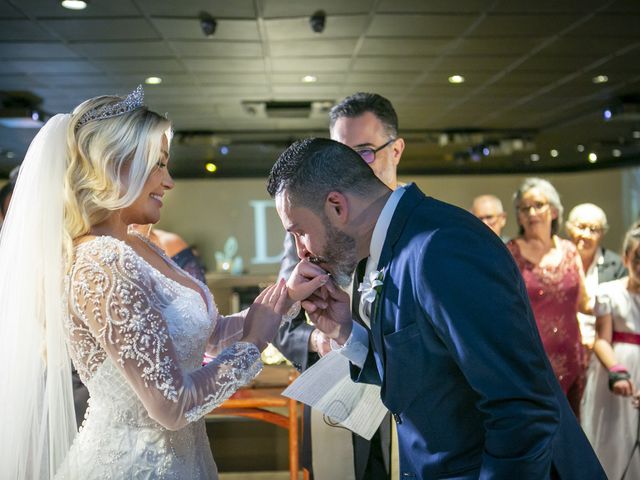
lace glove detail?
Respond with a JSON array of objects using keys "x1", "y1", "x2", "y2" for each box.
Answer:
[{"x1": 184, "y1": 342, "x2": 262, "y2": 421}]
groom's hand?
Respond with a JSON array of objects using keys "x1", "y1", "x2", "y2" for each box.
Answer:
[{"x1": 302, "y1": 280, "x2": 352, "y2": 345}]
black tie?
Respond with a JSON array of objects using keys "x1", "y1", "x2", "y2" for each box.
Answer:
[{"x1": 351, "y1": 258, "x2": 368, "y2": 327}]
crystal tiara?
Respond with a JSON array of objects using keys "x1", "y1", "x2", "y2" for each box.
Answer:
[{"x1": 75, "y1": 85, "x2": 145, "y2": 131}]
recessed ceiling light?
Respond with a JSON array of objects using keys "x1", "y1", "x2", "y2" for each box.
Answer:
[
  {"x1": 301, "y1": 75, "x2": 317, "y2": 83},
  {"x1": 145, "y1": 76, "x2": 162, "y2": 85},
  {"x1": 592, "y1": 75, "x2": 608, "y2": 84},
  {"x1": 205, "y1": 163, "x2": 217, "y2": 173},
  {"x1": 530, "y1": 153, "x2": 540, "y2": 162},
  {"x1": 633, "y1": 130, "x2": 640, "y2": 139},
  {"x1": 550, "y1": 149, "x2": 559, "y2": 158},
  {"x1": 448, "y1": 75, "x2": 465, "y2": 84},
  {"x1": 577, "y1": 144, "x2": 585, "y2": 152},
  {"x1": 603, "y1": 108, "x2": 612, "y2": 120},
  {"x1": 588, "y1": 152, "x2": 598, "y2": 163},
  {"x1": 61, "y1": 0, "x2": 88, "y2": 10},
  {"x1": 612, "y1": 149, "x2": 622, "y2": 157}
]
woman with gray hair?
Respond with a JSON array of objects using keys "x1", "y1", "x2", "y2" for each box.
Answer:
[{"x1": 507, "y1": 178, "x2": 592, "y2": 418}]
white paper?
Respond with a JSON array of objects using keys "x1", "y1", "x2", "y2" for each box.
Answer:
[{"x1": 282, "y1": 350, "x2": 388, "y2": 440}]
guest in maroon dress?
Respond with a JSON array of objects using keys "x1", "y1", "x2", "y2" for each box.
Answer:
[{"x1": 507, "y1": 178, "x2": 592, "y2": 417}]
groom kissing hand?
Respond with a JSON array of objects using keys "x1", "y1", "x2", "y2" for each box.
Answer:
[{"x1": 268, "y1": 138, "x2": 605, "y2": 480}]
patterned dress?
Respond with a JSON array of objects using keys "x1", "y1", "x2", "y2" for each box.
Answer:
[
  {"x1": 55, "y1": 235, "x2": 261, "y2": 479},
  {"x1": 507, "y1": 238, "x2": 585, "y2": 416},
  {"x1": 581, "y1": 278, "x2": 640, "y2": 480}
]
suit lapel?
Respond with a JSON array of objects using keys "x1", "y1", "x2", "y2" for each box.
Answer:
[{"x1": 370, "y1": 184, "x2": 425, "y2": 349}]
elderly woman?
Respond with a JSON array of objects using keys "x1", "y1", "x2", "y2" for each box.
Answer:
[
  {"x1": 507, "y1": 178, "x2": 591, "y2": 417},
  {"x1": 566, "y1": 203, "x2": 627, "y2": 349}
]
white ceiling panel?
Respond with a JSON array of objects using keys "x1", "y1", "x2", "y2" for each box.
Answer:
[
  {"x1": 0, "y1": 42, "x2": 79, "y2": 59},
  {"x1": 490, "y1": 1, "x2": 606, "y2": 13},
  {"x1": 183, "y1": 58, "x2": 265, "y2": 73},
  {"x1": 1, "y1": 0, "x2": 639, "y2": 176},
  {"x1": 451, "y1": 37, "x2": 543, "y2": 56},
  {"x1": 198, "y1": 85, "x2": 271, "y2": 96},
  {"x1": 195, "y1": 72, "x2": 269, "y2": 84},
  {"x1": 265, "y1": 16, "x2": 369, "y2": 40},
  {"x1": 472, "y1": 14, "x2": 582, "y2": 37},
  {"x1": 71, "y1": 41, "x2": 171, "y2": 58},
  {"x1": 0, "y1": 74, "x2": 46, "y2": 89},
  {"x1": 41, "y1": 18, "x2": 159, "y2": 41},
  {"x1": 41, "y1": 74, "x2": 123, "y2": 87},
  {"x1": 172, "y1": 41, "x2": 263, "y2": 58},
  {"x1": 5, "y1": 59, "x2": 101, "y2": 74},
  {"x1": 138, "y1": 0, "x2": 256, "y2": 18},
  {"x1": 151, "y1": 18, "x2": 260, "y2": 41},
  {"x1": 270, "y1": 38, "x2": 358, "y2": 57},
  {"x1": 262, "y1": 0, "x2": 373, "y2": 18},
  {"x1": 0, "y1": 20, "x2": 55, "y2": 41},
  {"x1": 369, "y1": 14, "x2": 479, "y2": 37},
  {"x1": 91, "y1": 58, "x2": 185, "y2": 74},
  {"x1": 10, "y1": 0, "x2": 139, "y2": 17},
  {"x1": 270, "y1": 84, "x2": 342, "y2": 95},
  {"x1": 377, "y1": 0, "x2": 495, "y2": 14},
  {"x1": 346, "y1": 72, "x2": 418, "y2": 83},
  {"x1": 270, "y1": 57, "x2": 351, "y2": 72},
  {"x1": 359, "y1": 38, "x2": 454, "y2": 56},
  {"x1": 271, "y1": 73, "x2": 346, "y2": 83},
  {"x1": 115, "y1": 73, "x2": 198, "y2": 84},
  {"x1": 0, "y1": 1, "x2": 21, "y2": 18},
  {"x1": 567, "y1": 14, "x2": 640, "y2": 37}
]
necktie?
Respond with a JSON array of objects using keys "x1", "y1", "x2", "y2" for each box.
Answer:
[{"x1": 352, "y1": 258, "x2": 368, "y2": 327}]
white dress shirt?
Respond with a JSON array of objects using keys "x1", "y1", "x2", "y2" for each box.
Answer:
[{"x1": 334, "y1": 186, "x2": 406, "y2": 368}]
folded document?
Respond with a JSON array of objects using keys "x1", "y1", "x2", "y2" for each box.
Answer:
[{"x1": 282, "y1": 350, "x2": 388, "y2": 440}]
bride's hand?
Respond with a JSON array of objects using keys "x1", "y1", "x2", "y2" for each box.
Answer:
[
  {"x1": 286, "y1": 259, "x2": 330, "y2": 304},
  {"x1": 241, "y1": 279, "x2": 288, "y2": 351}
]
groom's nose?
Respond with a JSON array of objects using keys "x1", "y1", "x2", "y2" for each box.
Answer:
[{"x1": 294, "y1": 236, "x2": 311, "y2": 260}]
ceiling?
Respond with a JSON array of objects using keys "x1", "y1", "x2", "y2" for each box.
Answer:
[{"x1": 1, "y1": 0, "x2": 640, "y2": 178}]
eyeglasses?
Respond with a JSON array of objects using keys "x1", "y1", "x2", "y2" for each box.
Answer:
[
  {"x1": 569, "y1": 223, "x2": 603, "y2": 235},
  {"x1": 354, "y1": 139, "x2": 395, "y2": 164},
  {"x1": 517, "y1": 201, "x2": 549, "y2": 215}
]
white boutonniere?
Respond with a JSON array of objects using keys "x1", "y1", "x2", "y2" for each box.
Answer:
[{"x1": 358, "y1": 268, "x2": 386, "y2": 307}]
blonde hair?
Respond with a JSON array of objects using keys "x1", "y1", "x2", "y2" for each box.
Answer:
[{"x1": 63, "y1": 95, "x2": 171, "y2": 268}]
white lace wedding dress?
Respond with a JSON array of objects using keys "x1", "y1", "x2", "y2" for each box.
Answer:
[{"x1": 55, "y1": 235, "x2": 262, "y2": 479}]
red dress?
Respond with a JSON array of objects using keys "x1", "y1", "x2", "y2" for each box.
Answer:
[{"x1": 507, "y1": 238, "x2": 585, "y2": 416}]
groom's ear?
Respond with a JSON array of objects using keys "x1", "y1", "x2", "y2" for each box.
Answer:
[{"x1": 324, "y1": 191, "x2": 349, "y2": 225}]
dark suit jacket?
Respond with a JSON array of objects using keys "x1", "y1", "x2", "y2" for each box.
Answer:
[
  {"x1": 597, "y1": 247, "x2": 626, "y2": 283},
  {"x1": 350, "y1": 183, "x2": 605, "y2": 479}
]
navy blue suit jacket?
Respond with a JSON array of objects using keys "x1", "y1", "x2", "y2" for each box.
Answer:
[{"x1": 351, "y1": 183, "x2": 605, "y2": 479}]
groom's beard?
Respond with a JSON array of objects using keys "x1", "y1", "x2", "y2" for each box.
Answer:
[{"x1": 309, "y1": 222, "x2": 357, "y2": 288}]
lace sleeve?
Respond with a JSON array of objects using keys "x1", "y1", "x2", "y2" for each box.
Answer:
[
  {"x1": 69, "y1": 238, "x2": 262, "y2": 430},
  {"x1": 206, "y1": 311, "x2": 246, "y2": 356}
]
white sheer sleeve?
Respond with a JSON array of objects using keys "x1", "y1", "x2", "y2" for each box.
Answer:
[
  {"x1": 206, "y1": 311, "x2": 246, "y2": 356},
  {"x1": 68, "y1": 239, "x2": 262, "y2": 431}
]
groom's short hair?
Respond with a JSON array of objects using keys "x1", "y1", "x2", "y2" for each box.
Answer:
[{"x1": 267, "y1": 137, "x2": 386, "y2": 212}]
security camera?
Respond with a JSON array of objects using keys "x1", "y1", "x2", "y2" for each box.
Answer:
[
  {"x1": 199, "y1": 11, "x2": 217, "y2": 37},
  {"x1": 309, "y1": 10, "x2": 326, "y2": 33}
]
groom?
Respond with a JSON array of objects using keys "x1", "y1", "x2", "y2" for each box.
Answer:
[{"x1": 269, "y1": 138, "x2": 605, "y2": 479}]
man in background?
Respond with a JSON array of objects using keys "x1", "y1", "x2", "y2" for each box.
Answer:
[
  {"x1": 470, "y1": 194, "x2": 508, "y2": 241},
  {"x1": 275, "y1": 92, "x2": 403, "y2": 480}
]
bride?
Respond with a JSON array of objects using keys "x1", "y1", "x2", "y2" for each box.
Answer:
[{"x1": 0, "y1": 86, "x2": 322, "y2": 479}]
